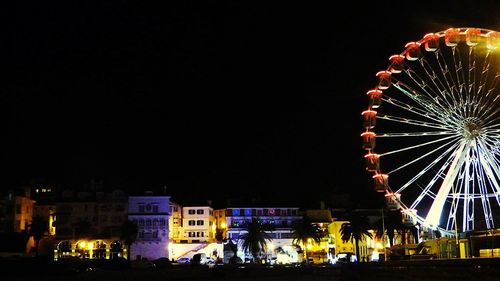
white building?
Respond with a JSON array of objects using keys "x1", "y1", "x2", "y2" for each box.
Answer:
[
  {"x1": 128, "y1": 194, "x2": 170, "y2": 261},
  {"x1": 181, "y1": 206, "x2": 215, "y2": 243},
  {"x1": 214, "y1": 207, "x2": 302, "y2": 263}
]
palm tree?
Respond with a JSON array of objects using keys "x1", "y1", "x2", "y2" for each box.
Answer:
[
  {"x1": 340, "y1": 212, "x2": 373, "y2": 262},
  {"x1": 291, "y1": 218, "x2": 324, "y2": 263},
  {"x1": 28, "y1": 216, "x2": 48, "y2": 256},
  {"x1": 239, "y1": 218, "x2": 273, "y2": 263},
  {"x1": 374, "y1": 210, "x2": 403, "y2": 247},
  {"x1": 120, "y1": 220, "x2": 138, "y2": 260}
]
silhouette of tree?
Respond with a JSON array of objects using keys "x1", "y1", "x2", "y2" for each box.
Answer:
[
  {"x1": 120, "y1": 220, "x2": 138, "y2": 259},
  {"x1": 28, "y1": 216, "x2": 48, "y2": 256},
  {"x1": 291, "y1": 218, "x2": 324, "y2": 263},
  {"x1": 239, "y1": 218, "x2": 274, "y2": 263},
  {"x1": 340, "y1": 212, "x2": 373, "y2": 262}
]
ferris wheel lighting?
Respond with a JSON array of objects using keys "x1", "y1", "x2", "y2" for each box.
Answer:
[
  {"x1": 376, "y1": 71, "x2": 392, "y2": 90},
  {"x1": 444, "y1": 28, "x2": 460, "y2": 47},
  {"x1": 423, "y1": 33, "x2": 440, "y2": 52},
  {"x1": 466, "y1": 28, "x2": 481, "y2": 46},
  {"x1": 361, "y1": 131, "x2": 376, "y2": 150},
  {"x1": 366, "y1": 89, "x2": 382, "y2": 108},
  {"x1": 486, "y1": 31, "x2": 500, "y2": 49},
  {"x1": 362, "y1": 27, "x2": 500, "y2": 233},
  {"x1": 405, "y1": 42, "x2": 421, "y2": 61}
]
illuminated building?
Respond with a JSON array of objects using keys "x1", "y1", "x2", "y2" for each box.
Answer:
[
  {"x1": 128, "y1": 193, "x2": 170, "y2": 261},
  {"x1": 214, "y1": 206, "x2": 302, "y2": 263},
  {"x1": 0, "y1": 188, "x2": 35, "y2": 233}
]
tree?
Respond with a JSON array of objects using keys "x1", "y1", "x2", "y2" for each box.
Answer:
[
  {"x1": 28, "y1": 216, "x2": 48, "y2": 256},
  {"x1": 239, "y1": 218, "x2": 273, "y2": 263},
  {"x1": 291, "y1": 218, "x2": 324, "y2": 263},
  {"x1": 374, "y1": 210, "x2": 403, "y2": 247},
  {"x1": 227, "y1": 239, "x2": 242, "y2": 264},
  {"x1": 120, "y1": 220, "x2": 138, "y2": 260},
  {"x1": 340, "y1": 212, "x2": 373, "y2": 262}
]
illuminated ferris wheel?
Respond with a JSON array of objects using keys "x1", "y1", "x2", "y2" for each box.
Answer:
[{"x1": 361, "y1": 28, "x2": 500, "y2": 233}]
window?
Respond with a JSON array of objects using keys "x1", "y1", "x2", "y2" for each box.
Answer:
[
  {"x1": 139, "y1": 205, "x2": 145, "y2": 213},
  {"x1": 196, "y1": 209, "x2": 204, "y2": 215},
  {"x1": 188, "y1": 209, "x2": 196, "y2": 215},
  {"x1": 159, "y1": 219, "x2": 166, "y2": 226},
  {"x1": 173, "y1": 206, "x2": 178, "y2": 212},
  {"x1": 152, "y1": 205, "x2": 159, "y2": 213},
  {"x1": 146, "y1": 219, "x2": 152, "y2": 226},
  {"x1": 188, "y1": 220, "x2": 195, "y2": 226},
  {"x1": 197, "y1": 220, "x2": 204, "y2": 226},
  {"x1": 240, "y1": 209, "x2": 245, "y2": 216},
  {"x1": 275, "y1": 209, "x2": 281, "y2": 216},
  {"x1": 263, "y1": 209, "x2": 269, "y2": 216},
  {"x1": 257, "y1": 209, "x2": 262, "y2": 216},
  {"x1": 233, "y1": 209, "x2": 240, "y2": 216},
  {"x1": 252, "y1": 209, "x2": 257, "y2": 216},
  {"x1": 244, "y1": 209, "x2": 252, "y2": 216}
]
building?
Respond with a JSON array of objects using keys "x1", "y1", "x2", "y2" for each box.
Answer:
[
  {"x1": 168, "y1": 204, "x2": 221, "y2": 261},
  {"x1": 214, "y1": 206, "x2": 302, "y2": 263},
  {"x1": 180, "y1": 206, "x2": 215, "y2": 243},
  {"x1": 128, "y1": 193, "x2": 170, "y2": 261},
  {"x1": 169, "y1": 201, "x2": 182, "y2": 241},
  {"x1": 0, "y1": 188, "x2": 35, "y2": 233}
]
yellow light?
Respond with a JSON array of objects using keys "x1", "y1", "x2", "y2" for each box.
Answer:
[
  {"x1": 307, "y1": 238, "x2": 312, "y2": 243},
  {"x1": 376, "y1": 242, "x2": 383, "y2": 249},
  {"x1": 79, "y1": 241, "x2": 86, "y2": 248},
  {"x1": 211, "y1": 224, "x2": 216, "y2": 231},
  {"x1": 307, "y1": 244, "x2": 313, "y2": 250},
  {"x1": 87, "y1": 242, "x2": 93, "y2": 250},
  {"x1": 221, "y1": 222, "x2": 227, "y2": 229},
  {"x1": 268, "y1": 243, "x2": 274, "y2": 250}
]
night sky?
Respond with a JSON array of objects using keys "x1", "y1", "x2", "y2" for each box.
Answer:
[{"x1": 3, "y1": 1, "x2": 500, "y2": 208}]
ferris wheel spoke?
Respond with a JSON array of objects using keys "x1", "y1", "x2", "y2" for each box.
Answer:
[
  {"x1": 386, "y1": 137, "x2": 459, "y2": 175},
  {"x1": 380, "y1": 135, "x2": 457, "y2": 157},
  {"x1": 377, "y1": 131, "x2": 455, "y2": 138},
  {"x1": 396, "y1": 141, "x2": 460, "y2": 194},
  {"x1": 382, "y1": 95, "x2": 441, "y2": 120},
  {"x1": 402, "y1": 62, "x2": 452, "y2": 110},
  {"x1": 425, "y1": 142, "x2": 471, "y2": 228},
  {"x1": 417, "y1": 56, "x2": 456, "y2": 108},
  {"x1": 377, "y1": 114, "x2": 450, "y2": 130},
  {"x1": 435, "y1": 49, "x2": 462, "y2": 108},
  {"x1": 446, "y1": 164, "x2": 465, "y2": 231},
  {"x1": 476, "y1": 156, "x2": 495, "y2": 229},
  {"x1": 392, "y1": 79, "x2": 451, "y2": 120}
]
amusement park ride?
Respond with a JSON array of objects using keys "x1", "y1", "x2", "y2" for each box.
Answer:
[{"x1": 361, "y1": 27, "x2": 500, "y2": 247}]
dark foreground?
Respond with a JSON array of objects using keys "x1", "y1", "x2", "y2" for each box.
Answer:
[{"x1": 3, "y1": 257, "x2": 500, "y2": 281}]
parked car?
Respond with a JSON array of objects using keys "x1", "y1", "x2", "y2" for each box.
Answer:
[
  {"x1": 131, "y1": 259, "x2": 157, "y2": 269},
  {"x1": 191, "y1": 253, "x2": 207, "y2": 265},
  {"x1": 176, "y1": 257, "x2": 191, "y2": 264}
]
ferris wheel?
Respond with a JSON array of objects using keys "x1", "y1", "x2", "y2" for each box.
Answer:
[{"x1": 361, "y1": 28, "x2": 500, "y2": 233}]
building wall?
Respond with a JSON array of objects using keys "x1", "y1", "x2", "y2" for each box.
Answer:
[
  {"x1": 169, "y1": 202, "x2": 182, "y2": 241},
  {"x1": 181, "y1": 206, "x2": 215, "y2": 243},
  {"x1": 215, "y1": 207, "x2": 302, "y2": 263},
  {"x1": 128, "y1": 195, "x2": 170, "y2": 261},
  {"x1": 33, "y1": 205, "x2": 56, "y2": 236}
]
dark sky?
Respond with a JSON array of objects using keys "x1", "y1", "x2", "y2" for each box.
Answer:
[{"x1": 3, "y1": 1, "x2": 500, "y2": 207}]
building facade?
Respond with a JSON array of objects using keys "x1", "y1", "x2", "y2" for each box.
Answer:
[
  {"x1": 128, "y1": 194, "x2": 170, "y2": 261},
  {"x1": 214, "y1": 207, "x2": 302, "y2": 263}
]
